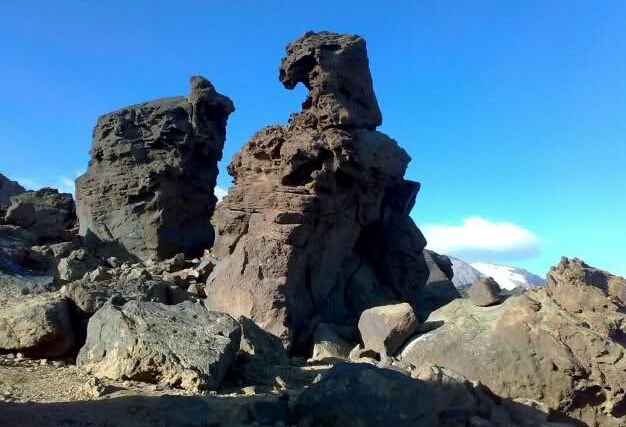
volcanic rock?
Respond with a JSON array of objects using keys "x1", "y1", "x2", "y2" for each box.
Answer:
[
  {"x1": 77, "y1": 300, "x2": 241, "y2": 391},
  {"x1": 400, "y1": 258, "x2": 626, "y2": 427},
  {"x1": 309, "y1": 322, "x2": 353, "y2": 362},
  {"x1": 467, "y1": 276, "x2": 502, "y2": 307},
  {"x1": 358, "y1": 303, "x2": 417, "y2": 357},
  {"x1": 206, "y1": 32, "x2": 428, "y2": 349},
  {"x1": 0, "y1": 174, "x2": 25, "y2": 208},
  {"x1": 0, "y1": 293, "x2": 75, "y2": 357},
  {"x1": 4, "y1": 188, "x2": 75, "y2": 243},
  {"x1": 414, "y1": 249, "x2": 461, "y2": 321},
  {"x1": 75, "y1": 76, "x2": 234, "y2": 261}
]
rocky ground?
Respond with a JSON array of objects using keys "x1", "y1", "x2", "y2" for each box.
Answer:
[{"x1": 1, "y1": 31, "x2": 625, "y2": 427}]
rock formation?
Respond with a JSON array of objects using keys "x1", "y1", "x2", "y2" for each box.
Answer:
[
  {"x1": 0, "y1": 174, "x2": 25, "y2": 209},
  {"x1": 77, "y1": 300, "x2": 241, "y2": 391},
  {"x1": 4, "y1": 188, "x2": 75, "y2": 243},
  {"x1": 401, "y1": 257, "x2": 626, "y2": 426},
  {"x1": 207, "y1": 32, "x2": 429, "y2": 350},
  {"x1": 76, "y1": 76, "x2": 234, "y2": 261}
]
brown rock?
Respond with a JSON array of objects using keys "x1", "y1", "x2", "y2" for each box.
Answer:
[
  {"x1": 467, "y1": 277, "x2": 502, "y2": 307},
  {"x1": 0, "y1": 174, "x2": 25, "y2": 208},
  {"x1": 401, "y1": 258, "x2": 626, "y2": 427},
  {"x1": 358, "y1": 303, "x2": 417, "y2": 356},
  {"x1": 206, "y1": 32, "x2": 428, "y2": 350}
]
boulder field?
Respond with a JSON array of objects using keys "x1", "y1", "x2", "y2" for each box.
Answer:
[{"x1": 0, "y1": 31, "x2": 623, "y2": 427}]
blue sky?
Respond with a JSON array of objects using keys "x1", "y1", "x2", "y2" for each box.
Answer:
[{"x1": 1, "y1": 1, "x2": 624, "y2": 277}]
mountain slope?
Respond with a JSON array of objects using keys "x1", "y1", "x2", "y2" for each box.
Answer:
[
  {"x1": 449, "y1": 257, "x2": 546, "y2": 290},
  {"x1": 470, "y1": 262, "x2": 546, "y2": 290}
]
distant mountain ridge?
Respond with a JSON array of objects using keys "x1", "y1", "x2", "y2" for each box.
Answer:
[{"x1": 450, "y1": 257, "x2": 546, "y2": 290}]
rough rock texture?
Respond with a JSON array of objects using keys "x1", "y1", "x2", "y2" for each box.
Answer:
[
  {"x1": 358, "y1": 303, "x2": 417, "y2": 357},
  {"x1": 467, "y1": 276, "x2": 502, "y2": 307},
  {"x1": 0, "y1": 174, "x2": 25, "y2": 208},
  {"x1": 309, "y1": 322, "x2": 353, "y2": 362},
  {"x1": 401, "y1": 258, "x2": 626, "y2": 427},
  {"x1": 292, "y1": 363, "x2": 558, "y2": 427},
  {"x1": 61, "y1": 277, "x2": 169, "y2": 316},
  {"x1": 233, "y1": 315, "x2": 290, "y2": 386},
  {"x1": 76, "y1": 76, "x2": 234, "y2": 261},
  {"x1": 0, "y1": 293, "x2": 75, "y2": 357},
  {"x1": 77, "y1": 300, "x2": 241, "y2": 391},
  {"x1": 4, "y1": 189, "x2": 75, "y2": 243},
  {"x1": 414, "y1": 249, "x2": 461, "y2": 321},
  {"x1": 207, "y1": 32, "x2": 428, "y2": 350}
]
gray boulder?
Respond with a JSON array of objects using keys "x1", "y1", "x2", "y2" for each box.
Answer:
[
  {"x1": 467, "y1": 277, "x2": 502, "y2": 306},
  {"x1": 0, "y1": 293, "x2": 75, "y2": 357},
  {"x1": 0, "y1": 174, "x2": 25, "y2": 208},
  {"x1": 77, "y1": 300, "x2": 241, "y2": 391},
  {"x1": 292, "y1": 363, "x2": 438, "y2": 427},
  {"x1": 61, "y1": 276, "x2": 169, "y2": 316},
  {"x1": 358, "y1": 302, "x2": 417, "y2": 356},
  {"x1": 76, "y1": 76, "x2": 234, "y2": 261},
  {"x1": 4, "y1": 188, "x2": 75, "y2": 243}
]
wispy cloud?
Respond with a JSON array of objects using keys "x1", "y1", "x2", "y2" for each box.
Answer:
[{"x1": 422, "y1": 216, "x2": 542, "y2": 262}]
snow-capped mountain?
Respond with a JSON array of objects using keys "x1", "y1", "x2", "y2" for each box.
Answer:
[{"x1": 450, "y1": 257, "x2": 546, "y2": 291}]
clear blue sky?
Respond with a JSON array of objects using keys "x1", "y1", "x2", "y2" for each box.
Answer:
[{"x1": 1, "y1": 1, "x2": 624, "y2": 277}]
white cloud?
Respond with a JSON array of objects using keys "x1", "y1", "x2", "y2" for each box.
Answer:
[
  {"x1": 214, "y1": 186, "x2": 228, "y2": 202},
  {"x1": 422, "y1": 216, "x2": 541, "y2": 262},
  {"x1": 58, "y1": 176, "x2": 75, "y2": 195}
]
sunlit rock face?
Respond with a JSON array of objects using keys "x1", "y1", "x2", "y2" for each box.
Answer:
[
  {"x1": 207, "y1": 32, "x2": 429, "y2": 350},
  {"x1": 76, "y1": 76, "x2": 234, "y2": 261}
]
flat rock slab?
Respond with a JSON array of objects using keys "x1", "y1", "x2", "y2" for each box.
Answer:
[
  {"x1": 0, "y1": 293, "x2": 75, "y2": 357},
  {"x1": 77, "y1": 300, "x2": 241, "y2": 391}
]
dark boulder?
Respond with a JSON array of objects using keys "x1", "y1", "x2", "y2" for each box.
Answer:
[{"x1": 76, "y1": 76, "x2": 234, "y2": 261}]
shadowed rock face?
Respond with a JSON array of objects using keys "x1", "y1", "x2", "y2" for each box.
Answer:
[
  {"x1": 0, "y1": 174, "x2": 25, "y2": 209},
  {"x1": 76, "y1": 77, "x2": 234, "y2": 261},
  {"x1": 207, "y1": 32, "x2": 428, "y2": 350}
]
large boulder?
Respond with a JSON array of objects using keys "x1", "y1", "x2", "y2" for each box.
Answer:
[
  {"x1": 0, "y1": 174, "x2": 25, "y2": 208},
  {"x1": 4, "y1": 188, "x2": 75, "y2": 243},
  {"x1": 400, "y1": 258, "x2": 626, "y2": 427},
  {"x1": 467, "y1": 276, "x2": 502, "y2": 307},
  {"x1": 206, "y1": 32, "x2": 429, "y2": 350},
  {"x1": 75, "y1": 76, "x2": 234, "y2": 261},
  {"x1": 0, "y1": 293, "x2": 75, "y2": 357},
  {"x1": 77, "y1": 300, "x2": 241, "y2": 391},
  {"x1": 358, "y1": 303, "x2": 417, "y2": 357},
  {"x1": 292, "y1": 363, "x2": 555, "y2": 427}
]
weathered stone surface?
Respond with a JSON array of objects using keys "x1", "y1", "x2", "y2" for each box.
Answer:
[
  {"x1": 0, "y1": 174, "x2": 25, "y2": 208},
  {"x1": 467, "y1": 277, "x2": 502, "y2": 307},
  {"x1": 309, "y1": 322, "x2": 353, "y2": 362},
  {"x1": 61, "y1": 276, "x2": 169, "y2": 316},
  {"x1": 233, "y1": 315, "x2": 290, "y2": 386},
  {"x1": 77, "y1": 300, "x2": 241, "y2": 391},
  {"x1": 76, "y1": 76, "x2": 234, "y2": 261},
  {"x1": 207, "y1": 32, "x2": 428, "y2": 350},
  {"x1": 57, "y1": 248, "x2": 101, "y2": 281},
  {"x1": 4, "y1": 188, "x2": 75, "y2": 243},
  {"x1": 0, "y1": 224, "x2": 36, "y2": 264},
  {"x1": 358, "y1": 303, "x2": 417, "y2": 356},
  {"x1": 401, "y1": 258, "x2": 626, "y2": 427},
  {"x1": 0, "y1": 293, "x2": 75, "y2": 357},
  {"x1": 414, "y1": 249, "x2": 461, "y2": 321}
]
